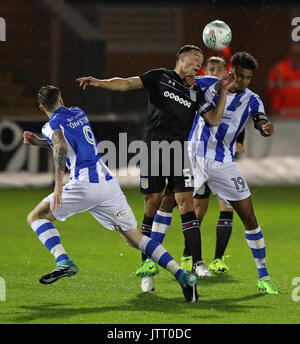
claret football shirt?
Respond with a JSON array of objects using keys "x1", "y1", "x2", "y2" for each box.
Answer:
[{"x1": 139, "y1": 68, "x2": 207, "y2": 143}]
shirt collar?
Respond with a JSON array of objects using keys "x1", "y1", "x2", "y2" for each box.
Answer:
[{"x1": 50, "y1": 106, "x2": 68, "y2": 120}]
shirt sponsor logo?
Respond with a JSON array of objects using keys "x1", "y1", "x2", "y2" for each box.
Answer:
[
  {"x1": 222, "y1": 115, "x2": 232, "y2": 121},
  {"x1": 163, "y1": 91, "x2": 191, "y2": 108}
]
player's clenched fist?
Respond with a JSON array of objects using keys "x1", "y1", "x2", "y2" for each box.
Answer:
[
  {"x1": 261, "y1": 122, "x2": 274, "y2": 136},
  {"x1": 23, "y1": 131, "x2": 35, "y2": 145}
]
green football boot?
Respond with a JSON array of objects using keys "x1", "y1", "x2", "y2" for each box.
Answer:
[
  {"x1": 208, "y1": 257, "x2": 229, "y2": 273},
  {"x1": 258, "y1": 277, "x2": 280, "y2": 294},
  {"x1": 135, "y1": 259, "x2": 159, "y2": 278},
  {"x1": 180, "y1": 256, "x2": 193, "y2": 273}
]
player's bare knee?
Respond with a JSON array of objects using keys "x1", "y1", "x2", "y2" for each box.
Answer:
[
  {"x1": 144, "y1": 193, "x2": 162, "y2": 217},
  {"x1": 27, "y1": 210, "x2": 36, "y2": 226},
  {"x1": 115, "y1": 226, "x2": 138, "y2": 248},
  {"x1": 27, "y1": 202, "x2": 54, "y2": 225},
  {"x1": 27, "y1": 209, "x2": 45, "y2": 225},
  {"x1": 194, "y1": 207, "x2": 205, "y2": 221},
  {"x1": 160, "y1": 194, "x2": 176, "y2": 213},
  {"x1": 175, "y1": 193, "x2": 193, "y2": 214},
  {"x1": 246, "y1": 217, "x2": 258, "y2": 230},
  {"x1": 241, "y1": 213, "x2": 258, "y2": 230}
]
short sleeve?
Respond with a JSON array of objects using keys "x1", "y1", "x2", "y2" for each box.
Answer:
[
  {"x1": 195, "y1": 76, "x2": 220, "y2": 94},
  {"x1": 139, "y1": 69, "x2": 163, "y2": 88},
  {"x1": 249, "y1": 94, "x2": 266, "y2": 117},
  {"x1": 49, "y1": 116, "x2": 62, "y2": 131},
  {"x1": 195, "y1": 77, "x2": 220, "y2": 116},
  {"x1": 41, "y1": 122, "x2": 54, "y2": 147}
]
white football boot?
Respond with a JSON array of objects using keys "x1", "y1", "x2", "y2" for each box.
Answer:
[
  {"x1": 141, "y1": 276, "x2": 155, "y2": 292},
  {"x1": 194, "y1": 261, "x2": 212, "y2": 278}
]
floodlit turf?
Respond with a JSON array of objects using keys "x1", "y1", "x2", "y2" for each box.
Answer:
[{"x1": 0, "y1": 186, "x2": 299, "y2": 324}]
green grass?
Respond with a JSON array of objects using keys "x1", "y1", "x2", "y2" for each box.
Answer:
[{"x1": 0, "y1": 186, "x2": 299, "y2": 324}]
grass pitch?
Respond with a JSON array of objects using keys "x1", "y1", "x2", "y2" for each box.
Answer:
[{"x1": 0, "y1": 186, "x2": 299, "y2": 324}]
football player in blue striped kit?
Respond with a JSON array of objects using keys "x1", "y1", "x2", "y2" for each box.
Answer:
[
  {"x1": 182, "y1": 56, "x2": 246, "y2": 274},
  {"x1": 23, "y1": 85, "x2": 199, "y2": 302},
  {"x1": 188, "y1": 52, "x2": 279, "y2": 294}
]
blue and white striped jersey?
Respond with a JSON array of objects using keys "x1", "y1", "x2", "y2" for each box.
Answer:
[
  {"x1": 42, "y1": 106, "x2": 112, "y2": 183},
  {"x1": 189, "y1": 76, "x2": 266, "y2": 163}
]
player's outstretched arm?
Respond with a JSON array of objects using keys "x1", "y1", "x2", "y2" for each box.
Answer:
[
  {"x1": 52, "y1": 130, "x2": 68, "y2": 212},
  {"x1": 23, "y1": 131, "x2": 51, "y2": 148},
  {"x1": 76, "y1": 76, "x2": 144, "y2": 92}
]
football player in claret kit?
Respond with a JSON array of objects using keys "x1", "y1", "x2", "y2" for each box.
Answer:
[
  {"x1": 76, "y1": 45, "x2": 236, "y2": 292},
  {"x1": 24, "y1": 85, "x2": 206, "y2": 302},
  {"x1": 187, "y1": 52, "x2": 279, "y2": 294},
  {"x1": 151, "y1": 56, "x2": 246, "y2": 276}
]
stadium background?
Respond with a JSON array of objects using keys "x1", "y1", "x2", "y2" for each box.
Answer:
[{"x1": 0, "y1": 0, "x2": 300, "y2": 187}]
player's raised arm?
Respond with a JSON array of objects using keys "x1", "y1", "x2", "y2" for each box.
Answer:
[
  {"x1": 202, "y1": 71, "x2": 236, "y2": 126},
  {"x1": 52, "y1": 129, "x2": 68, "y2": 212},
  {"x1": 23, "y1": 131, "x2": 51, "y2": 148},
  {"x1": 76, "y1": 76, "x2": 144, "y2": 92}
]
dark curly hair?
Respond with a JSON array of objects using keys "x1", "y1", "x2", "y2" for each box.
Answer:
[{"x1": 231, "y1": 51, "x2": 258, "y2": 71}]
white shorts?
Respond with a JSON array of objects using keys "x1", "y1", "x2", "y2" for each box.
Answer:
[
  {"x1": 43, "y1": 177, "x2": 137, "y2": 231},
  {"x1": 202, "y1": 159, "x2": 251, "y2": 204}
]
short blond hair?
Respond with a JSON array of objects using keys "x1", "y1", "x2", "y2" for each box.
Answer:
[{"x1": 205, "y1": 56, "x2": 226, "y2": 68}]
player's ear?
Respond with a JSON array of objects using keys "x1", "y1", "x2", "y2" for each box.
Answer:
[
  {"x1": 39, "y1": 104, "x2": 45, "y2": 112},
  {"x1": 179, "y1": 53, "x2": 185, "y2": 64},
  {"x1": 59, "y1": 97, "x2": 64, "y2": 106}
]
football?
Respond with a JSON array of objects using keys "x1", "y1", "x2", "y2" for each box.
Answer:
[{"x1": 202, "y1": 20, "x2": 232, "y2": 50}]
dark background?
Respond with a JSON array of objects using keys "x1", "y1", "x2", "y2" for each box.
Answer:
[{"x1": 0, "y1": 0, "x2": 298, "y2": 116}]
